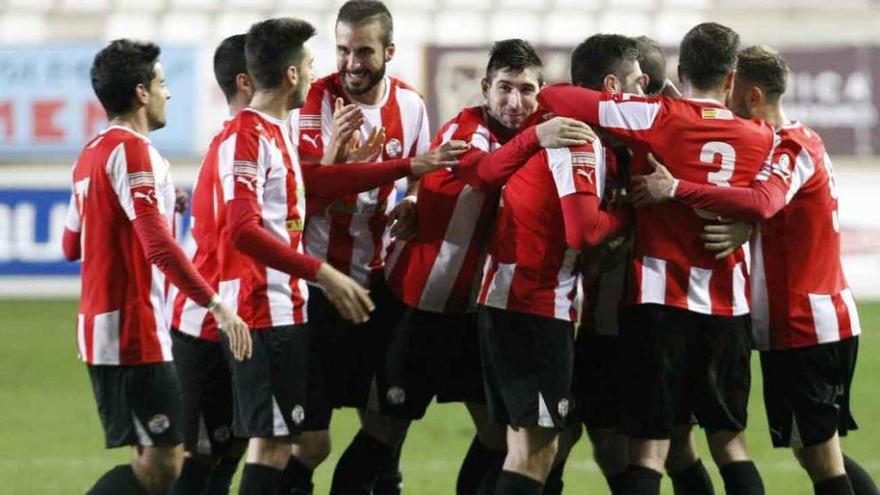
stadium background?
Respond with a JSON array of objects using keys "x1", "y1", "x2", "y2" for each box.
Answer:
[{"x1": 1, "y1": 0, "x2": 879, "y2": 493}]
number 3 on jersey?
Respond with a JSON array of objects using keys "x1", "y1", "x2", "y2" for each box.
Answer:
[{"x1": 702, "y1": 141, "x2": 736, "y2": 187}]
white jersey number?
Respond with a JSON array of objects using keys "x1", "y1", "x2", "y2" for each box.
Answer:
[{"x1": 702, "y1": 141, "x2": 736, "y2": 187}]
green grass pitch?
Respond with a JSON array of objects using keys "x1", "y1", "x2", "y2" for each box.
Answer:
[{"x1": 1, "y1": 299, "x2": 878, "y2": 494}]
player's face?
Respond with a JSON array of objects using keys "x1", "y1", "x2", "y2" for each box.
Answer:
[
  {"x1": 619, "y1": 60, "x2": 647, "y2": 96},
  {"x1": 482, "y1": 67, "x2": 541, "y2": 131},
  {"x1": 728, "y1": 75, "x2": 758, "y2": 119},
  {"x1": 145, "y1": 62, "x2": 171, "y2": 131},
  {"x1": 336, "y1": 20, "x2": 393, "y2": 95},
  {"x1": 290, "y1": 47, "x2": 314, "y2": 110}
]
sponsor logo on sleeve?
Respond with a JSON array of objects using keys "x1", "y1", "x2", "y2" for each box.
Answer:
[
  {"x1": 571, "y1": 151, "x2": 597, "y2": 183},
  {"x1": 128, "y1": 171, "x2": 156, "y2": 188},
  {"x1": 701, "y1": 108, "x2": 734, "y2": 120}
]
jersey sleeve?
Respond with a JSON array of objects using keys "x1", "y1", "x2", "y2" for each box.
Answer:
[
  {"x1": 546, "y1": 145, "x2": 605, "y2": 200},
  {"x1": 538, "y1": 83, "x2": 664, "y2": 145},
  {"x1": 219, "y1": 123, "x2": 266, "y2": 205},
  {"x1": 454, "y1": 126, "x2": 542, "y2": 192},
  {"x1": 298, "y1": 83, "x2": 329, "y2": 162},
  {"x1": 107, "y1": 138, "x2": 163, "y2": 220}
]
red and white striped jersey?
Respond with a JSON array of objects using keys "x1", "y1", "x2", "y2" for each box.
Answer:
[
  {"x1": 297, "y1": 73, "x2": 430, "y2": 286},
  {"x1": 750, "y1": 123, "x2": 860, "y2": 350},
  {"x1": 171, "y1": 120, "x2": 230, "y2": 342},
  {"x1": 214, "y1": 109, "x2": 310, "y2": 329},
  {"x1": 385, "y1": 107, "x2": 501, "y2": 313},
  {"x1": 539, "y1": 87, "x2": 776, "y2": 316},
  {"x1": 479, "y1": 143, "x2": 606, "y2": 322},
  {"x1": 67, "y1": 126, "x2": 177, "y2": 365}
]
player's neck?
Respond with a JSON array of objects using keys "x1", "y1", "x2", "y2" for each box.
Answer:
[
  {"x1": 249, "y1": 90, "x2": 289, "y2": 120},
  {"x1": 688, "y1": 87, "x2": 727, "y2": 106},
  {"x1": 756, "y1": 105, "x2": 789, "y2": 128},
  {"x1": 484, "y1": 109, "x2": 516, "y2": 142},
  {"x1": 344, "y1": 77, "x2": 386, "y2": 106},
  {"x1": 110, "y1": 112, "x2": 150, "y2": 137}
]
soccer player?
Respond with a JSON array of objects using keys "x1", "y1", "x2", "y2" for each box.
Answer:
[
  {"x1": 62, "y1": 39, "x2": 250, "y2": 495},
  {"x1": 472, "y1": 49, "x2": 630, "y2": 495},
  {"x1": 212, "y1": 17, "x2": 464, "y2": 495},
  {"x1": 565, "y1": 34, "x2": 718, "y2": 495},
  {"x1": 168, "y1": 34, "x2": 254, "y2": 495},
  {"x1": 382, "y1": 39, "x2": 596, "y2": 495},
  {"x1": 294, "y1": 1, "x2": 430, "y2": 493},
  {"x1": 538, "y1": 23, "x2": 775, "y2": 495},
  {"x1": 630, "y1": 45, "x2": 878, "y2": 495}
]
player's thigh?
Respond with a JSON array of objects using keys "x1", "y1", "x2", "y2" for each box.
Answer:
[{"x1": 618, "y1": 304, "x2": 689, "y2": 440}]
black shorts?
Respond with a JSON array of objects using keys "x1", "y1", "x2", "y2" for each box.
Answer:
[
  {"x1": 381, "y1": 307, "x2": 484, "y2": 420},
  {"x1": 221, "y1": 325, "x2": 308, "y2": 439},
  {"x1": 304, "y1": 274, "x2": 405, "y2": 429},
  {"x1": 761, "y1": 337, "x2": 859, "y2": 448},
  {"x1": 171, "y1": 330, "x2": 239, "y2": 456},
  {"x1": 619, "y1": 304, "x2": 752, "y2": 439},
  {"x1": 573, "y1": 329, "x2": 621, "y2": 429},
  {"x1": 478, "y1": 306, "x2": 575, "y2": 430},
  {"x1": 87, "y1": 362, "x2": 183, "y2": 448}
]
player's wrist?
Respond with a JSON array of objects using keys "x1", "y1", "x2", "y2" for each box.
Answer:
[
  {"x1": 669, "y1": 179, "x2": 680, "y2": 198},
  {"x1": 207, "y1": 294, "x2": 222, "y2": 312}
]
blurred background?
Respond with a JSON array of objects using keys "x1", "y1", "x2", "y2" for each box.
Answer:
[{"x1": 1, "y1": 1, "x2": 879, "y2": 493}]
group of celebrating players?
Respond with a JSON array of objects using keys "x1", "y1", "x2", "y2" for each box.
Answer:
[{"x1": 62, "y1": 1, "x2": 876, "y2": 494}]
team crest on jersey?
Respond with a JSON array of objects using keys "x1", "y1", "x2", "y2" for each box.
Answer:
[
  {"x1": 557, "y1": 399, "x2": 570, "y2": 418},
  {"x1": 385, "y1": 138, "x2": 402, "y2": 158},
  {"x1": 386, "y1": 386, "x2": 406, "y2": 405},
  {"x1": 291, "y1": 405, "x2": 305, "y2": 425},
  {"x1": 701, "y1": 108, "x2": 734, "y2": 120},
  {"x1": 147, "y1": 414, "x2": 170, "y2": 434},
  {"x1": 771, "y1": 153, "x2": 793, "y2": 183}
]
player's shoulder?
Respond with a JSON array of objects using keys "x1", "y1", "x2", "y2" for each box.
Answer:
[
  {"x1": 446, "y1": 106, "x2": 487, "y2": 133},
  {"x1": 391, "y1": 76, "x2": 426, "y2": 105},
  {"x1": 777, "y1": 121, "x2": 825, "y2": 154}
]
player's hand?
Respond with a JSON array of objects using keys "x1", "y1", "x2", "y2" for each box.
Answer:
[
  {"x1": 388, "y1": 197, "x2": 418, "y2": 241},
  {"x1": 702, "y1": 220, "x2": 754, "y2": 259},
  {"x1": 661, "y1": 79, "x2": 683, "y2": 99},
  {"x1": 174, "y1": 187, "x2": 189, "y2": 214},
  {"x1": 630, "y1": 153, "x2": 676, "y2": 207},
  {"x1": 211, "y1": 302, "x2": 252, "y2": 361},
  {"x1": 536, "y1": 117, "x2": 597, "y2": 148},
  {"x1": 346, "y1": 126, "x2": 385, "y2": 163},
  {"x1": 322, "y1": 97, "x2": 365, "y2": 164},
  {"x1": 410, "y1": 140, "x2": 469, "y2": 176},
  {"x1": 316, "y1": 263, "x2": 375, "y2": 324}
]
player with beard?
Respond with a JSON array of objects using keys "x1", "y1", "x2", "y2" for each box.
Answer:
[
  {"x1": 382, "y1": 39, "x2": 596, "y2": 495},
  {"x1": 631, "y1": 45, "x2": 878, "y2": 495},
  {"x1": 293, "y1": 2, "x2": 431, "y2": 494},
  {"x1": 62, "y1": 39, "x2": 250, "y2": 495},
  {"x1": 538, "y1": 23, "x2": 775, "y2": 495}
]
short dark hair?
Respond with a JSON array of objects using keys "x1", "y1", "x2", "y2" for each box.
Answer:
[
  {"x1": 737, "y1": 45, "x2": 788, "y2": 102},
  {"x1": 90, "y1": 39, "x2": 161, "y2": 118},
  {"x1": 336, "y1": 0, "x2": 394, "y2": 47},
  {"x1": 679, "y1": 22, "x2": 740, "y2": 91},
  {"x1": 214, "y1": 34, "x2": 248, "y2": 103},
  {"x1": 570, "y1": 34, "x2": 639, "y2": 90},
  {"x1": 634, "y1": 36, "x2": 667, "y2": 95},
  {"x1": 485, "y1": 39, "x2": 544, "y2": 85},
  {"x1": 245, "y1": 18, "x2": 315, "y2": 90}
]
